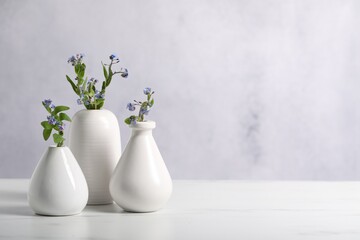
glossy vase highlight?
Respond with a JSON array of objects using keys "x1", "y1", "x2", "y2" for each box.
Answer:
[
  {"x1": 28, "y1": 146, "x2": 88, "y2": 216},
  {"x1": 110, "y1": 121, "x2": 172, "y2": 212},
  {"x1": 69, "y1": 109, "x2": 121, "y2": 204}
]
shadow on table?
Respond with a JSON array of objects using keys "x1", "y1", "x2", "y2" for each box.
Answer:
[
  {"x1": 85, "y1": 203, "x2": 123, "y2": 213},
  {"x1": 85, "y1": 203, "x2": 155, "y2": 215}
]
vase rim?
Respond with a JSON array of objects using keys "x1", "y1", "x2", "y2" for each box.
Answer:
[
  {"x1": 48, "y1": 145, "x2": 67, "y2": 148},
  {"x1": 130, "y1": 120, "x2": 156, "y2": 129},
  {"x1": 80, "y1": 108, "x2": 107, "y2": 111}
]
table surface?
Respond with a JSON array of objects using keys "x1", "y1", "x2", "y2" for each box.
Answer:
[{"x1": 1, "y1": 179, "x2": 360, "y2": 240}]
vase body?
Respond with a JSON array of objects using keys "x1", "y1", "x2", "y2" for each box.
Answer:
[
  {"x1": 69, "y1": 109, "x2": 121, "y2": 204},
  {"x1": 28, "y1": 146, "x2": 88, "y2": 216},
  {"x1": 110, "y1": 121, "x2": 172, "y2": 212}
]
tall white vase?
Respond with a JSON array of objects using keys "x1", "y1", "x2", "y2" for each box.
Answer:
[
  {"x1": 69, "y1": 109, "x2": 121, "y2": 204},
  {"x1": 28, "y1": 146, "x2": 88, "y2": 216},
  {"x1": 109, "y1": 121, "x2": 172, "y2": 212}
]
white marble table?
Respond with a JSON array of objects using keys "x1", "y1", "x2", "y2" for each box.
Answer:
[{"x1": 1, "y1": 179, "x2": 360, "y2": 239}]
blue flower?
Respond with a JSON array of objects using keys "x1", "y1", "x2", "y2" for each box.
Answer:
[
  {"x1": 58, "y1": 123, "x2": 65, "y2": 131},
  {"x1": 42, "y1": 99, "x2": 52, "y2": 107},
  {"x1": 67, "y1": 56, "x2": 76, "y2": 65},
  {"x1": 68, "y1": 53, "x2": 84, "y2": 66},
  {"x1": 110, "y1": 54, "x2": 119, "y2": 60},
  {"x1": 121, "y1": 68, "x2": 128, "y2": 78},
  {"x1": 50, "y1": 104, "x2": 55, "y2": 109},
  {"x1": 47, "y1": 116, "x2": 57, "y2": 125},
  {"x1": 76, "y1": 53, "x2": 84, "y2": 59},
  {"x1": 77, "y1": 99, "x2": 83, "y2": 105},
  {"x1": 88, "y1": 77, "x2": 98, "y2": 85},
  {"x1": 139, "y1": 107, "x2": 149, "y2": 115},
  {"x1": 143, "y1": 87, "x2": 152, "y2": 95},
  {"x1": 95, "y1": 90, "x2": 104, "y2": 99},
  {"x1": 84, "y1": 100, "x2": 90, "y2": 106},
  {"x1": 126, "y1": 103, "x2": 136, "y2": 111}
]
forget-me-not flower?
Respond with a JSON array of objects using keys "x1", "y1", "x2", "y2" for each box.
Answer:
[
  {"x1": 109, "y1": 54, "x2": 119, "y2": 61},
  {"x1": 47, "y1": 116, "x2": 57, "y2": 125},
  {"x1": 127, "y1": 103, "x2": 136, "y2": 111},
  {"x1": 43, "y1": 99, "x2": 52, "y2": 107},
  {"x1": 139, "y1": 107, "x2": 150, "y2": 116},
  {"x1": 121, "y1": 68, "x2": 128, "y2": 78},
  {"x1": 58, "y1": 123, "x2": 65, "y2": 131},
  {"x1": 94, "y1": 90, "x2": 104, "y2": 99},
  {"x1": 88, "y1": 77, "x2": 98, "y2": 85},
  {"x1": 67, "y1": 53, "x2": 84, "y2": 66},
  {"x1": 143, "y1": 87, "x2": 152, "y2": 95}
]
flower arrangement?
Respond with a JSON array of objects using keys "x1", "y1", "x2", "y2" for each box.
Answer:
[
  {"x1": 41, "y1": 99, "x2": 71, "y2": 147},
  {"x1": 125, "y1": 87, "x2": 155, "y2": 125},
  {"x1": 66, "y1": 54, "x2": 128, "y2": 110}
]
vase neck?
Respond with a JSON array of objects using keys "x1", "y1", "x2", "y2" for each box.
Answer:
[
  {"x1": 129, "y1": 121, "x2": 155, "y2": 130},
  {"x1": 131, "y1": 128, "x2": 153, "y2": 137}
]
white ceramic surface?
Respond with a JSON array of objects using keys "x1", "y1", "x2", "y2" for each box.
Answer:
[
  {"x1": 110, "y1": 121, "x2": 172, "y2": 212},
  {"x1": 28, "y1": 146, "x2": 88, "y2": 216},
  {"x1": 69, "y1": 109, "x2": 121, "y2": 205}
]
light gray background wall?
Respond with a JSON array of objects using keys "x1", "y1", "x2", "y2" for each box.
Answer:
[{"x1": 1, "y1": 0, "x2": 360, "y2": 179}]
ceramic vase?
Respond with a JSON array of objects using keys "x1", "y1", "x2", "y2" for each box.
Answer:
[
  {"x1": 69, "y1": 109, "x2": 121, "y2": 204},
  {"x1": 110, "y1": 121, "x2": 172, "y2": 212},
  {"x1": 28, "y1": 146, "x2": 88, "y2": 216}
]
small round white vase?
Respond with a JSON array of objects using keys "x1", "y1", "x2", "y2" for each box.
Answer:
[
  {"x1": 69, "y1": 109, "x2": 121, "y2": 204},
  {"x1": 28, "y1": 146, "x2": 88, "y2": 216},
  {"x1": 110, "y1": 121, "x2": 172, "y2": 212}
]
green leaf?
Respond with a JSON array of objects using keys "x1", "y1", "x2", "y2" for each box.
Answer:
[
  {"x1": 78, "y1": 63, "x2": 86, "y2": 78},
  {"x1": 101, "y1": 81, "x2": 106, "y2": 91},
  {"x1": 89, "y1": 88, "x2": 95, "y2": 97},
  {"x1": 53, "y1": 106, "x2": 70, "y2": 115},
  {"x1": 96, "y1": 99, "x2": 105, "y2": 109},
  {"x1": 77, "y1": 77, "x2": 84, "y2": 86},
  {"x1": 54, "y1": 115, "x2": 61, "y2": 122},
  {"x1": 74, "y1": 64, "x2": 81, "y2": 75},
  {"x1": 53, "y1": 133, "x2": 64, "y2": 144},
  {"x1": 82, "y1": 78, "x2": 87, "y2": 92},
  {"x1": 106, "y1": 69, "x2": 113, "y2": 87},
  {"x1": 82, "y1": 94, "x2": 89, "y2": 102},
  {"x1": 97, "y1": 102, "x2": 104, "y2": 109},
  {"x1": 124, "y1": 118, "x2": 131, "y2": 125},
  {"x1": 88, "y1": 103, "x2": 97, "y2": 110},
  {"x1": 41, "y1": 121, "x2": 53, "y2": 130},
  {"x1": 149, "y1": 98, "x2": 154, "y2": 107},
  {"x1": 43, "y1": 128, "x2": 52, "y2": 141},
  {"x1": 66, "y1": 75, "x2": 79, "y2": 95},
  {"x1": 102, "y1": 63, "x2": 108, "y2": 80},
  {"x1": 95, "y1": 98, "x2": 105, "y2": 104},
  {"x1": 59, "y1": 113, "x2": 71, "y2": 122}
]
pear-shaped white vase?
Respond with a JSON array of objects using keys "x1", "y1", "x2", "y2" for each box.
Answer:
[
  {"x1": 28, "y1": 146, "x2": 88, "y2": 216},
  {"x1": 110, "y1": 121, "x2": 172, "y2": 212},
  {"x1": 69, "y1": 109, "x2": 121, "y2": 204}
]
